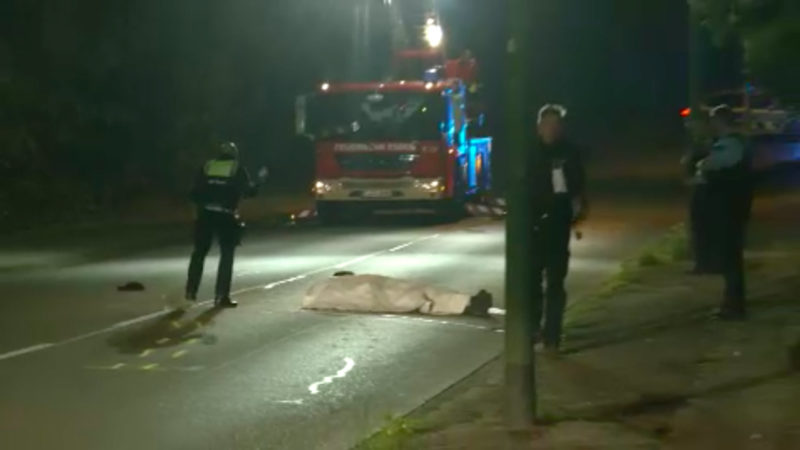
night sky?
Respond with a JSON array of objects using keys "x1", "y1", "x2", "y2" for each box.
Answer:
[
  {"x1": 268, "y1": 0, "x2": 701, "y2": 179},
  {"x1": 280, "y1": 1, "x2": 698, "y2": 148},
  {"x1": 2, "y1": 0, "x2": 741, "y2": 192}
]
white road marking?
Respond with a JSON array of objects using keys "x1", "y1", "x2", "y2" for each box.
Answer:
[
  {"x1": 0, "y1": 343, "x2": 54, "y2": 362},
  {"x1": 388, "y1": 242, "x2": 414, "y2": 252},
  {"x1": 376, "y1": 314, "x2": 499, "y2": 332},
  {"x1": 0, "y1": 233, "x2": 442, "y2": 363},
  {"x1": 309, "y1": 357, "x2": 356, "y2": 395}
]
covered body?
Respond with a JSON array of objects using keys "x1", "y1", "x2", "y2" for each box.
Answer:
[{"x1": 303, "y1": 275, "x2": 471, "y2": 316}]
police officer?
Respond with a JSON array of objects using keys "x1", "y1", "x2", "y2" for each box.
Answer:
[
  {"x1": 185, "y1": 142, "x2": 266, "y2": 307},
  {"x1": 528, "y1": 104, "x2": 588, "y2": 351},
  {"x1": 696, "y1": 105, "x2": 753, "y2": 320},
  {"x1": 683, "y1": 115, "x2": 721, "y2": 274}
]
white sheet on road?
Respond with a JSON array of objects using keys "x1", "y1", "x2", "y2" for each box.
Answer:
[{"x1": 303, "y1": 275, "x2": 471, "y2": 316}]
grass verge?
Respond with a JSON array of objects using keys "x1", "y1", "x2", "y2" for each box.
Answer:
[
  {"x1": 355, "y1": 416, "x2": 424, "y2": 450},
  {"x1": 596, "y1": 223, "x2": 688, "y2": 299}
]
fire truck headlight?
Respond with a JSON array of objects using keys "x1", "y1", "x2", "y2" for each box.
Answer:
[
  {"x1": 416, "y1": 178, "x2": 444, "y2": 193},
  {"x1": 314, "y1": 180, "x2": 334, "y2": 194}
]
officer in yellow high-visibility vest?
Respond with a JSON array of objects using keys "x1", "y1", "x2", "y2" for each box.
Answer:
[{"x1": 185, "y1": 142, "x2": 267, "y2": 307}]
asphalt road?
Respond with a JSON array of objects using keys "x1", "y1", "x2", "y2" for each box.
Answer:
[{"x1": 0, "y1": 203, "x2": 673, "y2": 450}]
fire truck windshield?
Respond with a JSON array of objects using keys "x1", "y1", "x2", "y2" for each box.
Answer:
[{"x1": 307, "y1": 91, "x2": 445, "y2": 142}]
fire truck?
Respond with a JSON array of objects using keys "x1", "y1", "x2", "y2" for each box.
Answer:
[{"x1": 295, "y1": 68, "x2": 491, "y2": 222}]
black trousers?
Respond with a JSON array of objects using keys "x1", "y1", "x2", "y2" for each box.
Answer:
[
  {"x1": 186, "y1": 210, "x2": 241, "y2": 299},
  {"x1": 714, "y1": 194, "x2": 748, "y2": 314},
  {"x1": 689, "y1": 184, "x2": 721, "y2": 272},
  {"x1": 531, "y1": 199, "x2": 573, "y2": 347}
]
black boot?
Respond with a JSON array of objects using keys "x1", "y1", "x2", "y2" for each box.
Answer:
[{"x1": 215, "y1": 297, "x2": 238, "y2": 308}]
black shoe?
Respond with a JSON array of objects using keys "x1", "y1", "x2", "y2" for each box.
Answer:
[
  {"x1": 215, "y1": 297, "x2": 238, "y2": 308},
  {"x1": 185, "y1": 291, "x2": 197, "y2": 302},
  {"x1": 464, "y1": 290, "x2": 493, "y2": 317}
]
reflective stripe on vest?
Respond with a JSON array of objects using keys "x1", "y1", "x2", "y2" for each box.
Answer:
[{"x1": 204, "y1": 159, "x2": 238, "y2": 178}]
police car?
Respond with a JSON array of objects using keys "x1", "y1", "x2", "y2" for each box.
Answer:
[{"x1": 682, "y1": 87, "x2": 796, "y2": 136}]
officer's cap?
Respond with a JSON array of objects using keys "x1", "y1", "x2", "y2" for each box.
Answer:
[{"x1": 537, "y1": 104, "x2": 568, "y2": 124}]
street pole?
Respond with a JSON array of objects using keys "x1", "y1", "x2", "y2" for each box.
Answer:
[{"x1": 504, "y1": 0, "x2": 536, "y2": 431}]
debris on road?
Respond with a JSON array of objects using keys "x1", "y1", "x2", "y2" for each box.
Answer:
[{"x1": 117, "y1": 281, "x2": 145, "y2": 292}]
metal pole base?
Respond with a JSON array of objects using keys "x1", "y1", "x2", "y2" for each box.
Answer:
[{"x1": 506, "y1": 362, "x2": 535, "y2": 431}]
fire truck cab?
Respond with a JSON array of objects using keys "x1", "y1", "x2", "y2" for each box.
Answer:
[{"x1": 296, "y1": 78, "x2": 491, "y2": 221}]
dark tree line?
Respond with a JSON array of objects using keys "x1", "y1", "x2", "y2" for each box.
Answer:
[
  {"x1": 0, "y1": 1, "x2": 359, "y2": 227},
  {"x1": 690, "y1": 0, "x2": 800, "y2": 103}
]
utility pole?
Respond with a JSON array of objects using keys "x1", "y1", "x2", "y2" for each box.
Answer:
[{"x1": 504, "y1": 0, "x2": 536, "y2": 431}]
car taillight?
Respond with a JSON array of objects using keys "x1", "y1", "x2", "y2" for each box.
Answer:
[{"x1": 680, "y1": 107, "x2": 691, "y2": 118}]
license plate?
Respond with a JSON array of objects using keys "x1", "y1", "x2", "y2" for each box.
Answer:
[{"x1": 363, "y1": 189, "x2": 391, "y2": 198}]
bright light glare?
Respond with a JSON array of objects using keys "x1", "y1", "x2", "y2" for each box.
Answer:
[
  {"x1": 425, "y1": 82, "x2": 434, "y2": 90},
  {"x1": 424, "y1": 23, "x2": 443, "y2": 48},
  {"x1": 321, "y1": 82, "x2": 330, "y2": 91}
]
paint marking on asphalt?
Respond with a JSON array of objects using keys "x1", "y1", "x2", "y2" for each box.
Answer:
[
  {"x1": 109, "y1": 311, "x2": 167, "y2": 330},
  {"x1": 388, "y1": 242, "x2": 414, "y2": 252},
  {"x1": 0, "y1": 233, "x2": 442, "y2": 363},
  {"x1": 156, "y1": 338, "x2": 171, "y2": 345},
  {"x1": 84, "y1": 364, "x2": 125, "y2": 371},
  {"x1": 309, "y1": 357, "x2": 356, "y2": 395},
  {"x1": 276, "y1": 399, "x2": 305, "y2": 405},
  {"x1": 0, "y1": 343, "x2": 54, "y2": 362},
  {"x1": 234, "y1": 233, "x2": 441, "y2": 297},
  {"x1": 85, "y1": 363, "x2": 203, "y2": 372},
  {"x1": 139, "y1": 349, "x2": 153, "y2": 358},
  {"x1": 375, "y1": 315, "x2": 499, "y2": 332},
  {"x1": 172, "y1": 350, "x2": 187, "y2": 359}
]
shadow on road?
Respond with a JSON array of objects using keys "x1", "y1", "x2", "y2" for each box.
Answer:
[{"x1": 107, "y1": 307, "x2": 224, "y2": 355}]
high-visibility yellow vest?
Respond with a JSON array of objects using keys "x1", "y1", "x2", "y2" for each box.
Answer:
[{"x1": 204, "y1": 159, "x2": 238, "y2": 178}]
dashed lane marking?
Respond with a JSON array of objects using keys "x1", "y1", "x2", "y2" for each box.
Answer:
[
  {"x1": 0, "y1": 232, "x2": 443, "y2": 363},
  {"x1": 0, "y1": 343, "x2": 54, "y2": 362},
  {"x1": 375, "y1": 314, "x2": 503, "y2": 332},
  {"x1": 84, "y1": 364, "x2": 204, "y2": 373}
]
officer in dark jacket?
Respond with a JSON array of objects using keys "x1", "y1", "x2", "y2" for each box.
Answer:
[
  {"x1": 697, "y1": 105, "x2": 753, "y2": 320},
  {"x1": 185, "y1": 142, "x2": 265, "y2": 307},
  {"x1": 528, "y1": 104, "x2": 588, "y2": 351},
  {"x1": 683, "y1": 116, "x2": 721, "y2": 274}
]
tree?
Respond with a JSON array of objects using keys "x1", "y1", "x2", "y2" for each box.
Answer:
[{"x1": 689, "y1": 0, "x2": 800, "y2": 103}]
